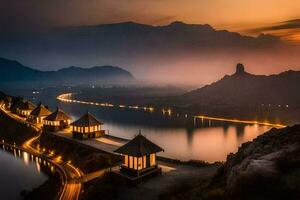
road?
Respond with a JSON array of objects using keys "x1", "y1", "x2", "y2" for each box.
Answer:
[
  {"x1": 22, "y1": 136, "x2": 83, "y2": 200},
  {"x1": 1, "y1": 107, "x2": 83, "y2": 200}
]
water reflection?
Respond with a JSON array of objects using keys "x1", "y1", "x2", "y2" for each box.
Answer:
[
  {"x1": 0, "y1": 146, "x2": 53, "y2": 200},
  {"x1": 53, "y1": 101, "x2": 272, "y2": 162},
  {"x1": 0, "y1": 144, "x2": 58, "y2": 176}
]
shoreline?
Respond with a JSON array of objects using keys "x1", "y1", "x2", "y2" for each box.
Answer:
[
  {"x1": 57, "y1": 92, "x2": 286, "y2": 128},
  {"x1": 0, "y1": 107, "x2": 83, "y2": 200}
]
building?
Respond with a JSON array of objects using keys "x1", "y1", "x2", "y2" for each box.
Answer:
[
  {"x1": 28, "y1": 104, "x2": 51, "y2": 124},
  {"x1": 3, "y1": 96, "x2": 12, "y2": 110},
  {"x1": 0, "y1": 99, "x2": 4, "y2": 109},
  {"x1": 71, "y1": 112, "x2": 105, "y2": 139},
  {"x1": 114, "y1": 132, "x2": 164, "y2": 178},
  {"x1": 10, "y1": 98, "x2": 24, "y2": 114},
  {"x1": 17, "y1": 101, "x2": 36, "y2": 117},
  {"x1": 43, "y1": 108, "x2": 72, "y2": 131}
]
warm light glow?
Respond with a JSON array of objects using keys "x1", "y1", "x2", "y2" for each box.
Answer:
[
  {"x1": 195, "y1": 116, "x2": 286, "y2": 128},
  {"x1": 57, "y1": 93, "x2": 286, "y2": 129}
]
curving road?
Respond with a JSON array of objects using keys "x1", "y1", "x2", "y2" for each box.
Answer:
[
  {"x1": 1, "y1": 107, "x2": 83, "y2": 200},
  {"x1": 22, "y1": 133, "x2": 83, "y2": 200},
  {"x1": 57, "y1": 93, "x2": 286, "y2": 128}
]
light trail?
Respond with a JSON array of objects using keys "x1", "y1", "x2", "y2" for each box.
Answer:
[
  {"x1": 23, "y1": 134, "x2": 83, "y2": 200},
  {"x1": 0, "y1": 107, "x2": 83, "y2": 200},
  {"x1": 194, "y1": 116, "x2": 286, "y2": 128},
  {"x1": 57, "y1": 93, "x2": 286, "y2": 128}
]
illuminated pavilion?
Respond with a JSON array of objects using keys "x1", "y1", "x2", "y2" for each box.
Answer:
[
  {"x1": 0, "y1": 99, "x2": 4, "y2": 108},
  {"x1": 28, "y1": 104, "x2": 51, "y2": 124},
  {"x1": 114, "y1": 132, "x2": 164, "y2": 178},
  {"x1": 43, "y1": 108, "x2": 72, "y2": 131},
  {"x1": 16, "y1": 100, "x2": 36, "y2": 117},
  {"x1": 71, "y1": 112, "x2": 105, "y2": 139}
]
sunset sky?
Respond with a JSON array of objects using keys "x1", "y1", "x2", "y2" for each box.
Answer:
[
  {"x1": 1, "y1": 0, "x2": 300, "y2": 86},
  {"x1": 1, "y1": 0, "x2": 300, "y2": 42}
]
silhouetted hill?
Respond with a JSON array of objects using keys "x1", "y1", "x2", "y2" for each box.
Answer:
[
  {"x1": 182, "y1": 63, "x2": 300, "y2": 106},
  {"x1": 0, "y1": 57, "x2": 134, "y2": 86}
]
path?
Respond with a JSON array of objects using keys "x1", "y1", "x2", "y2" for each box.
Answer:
[{"x1": 1, "y1": 107, "x2": 83, "y2": 200}]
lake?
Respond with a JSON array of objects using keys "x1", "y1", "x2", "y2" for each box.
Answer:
[
  {"x1": 0, "y1": 147, "x2": 48, "y2": 200},
  {"x1": 22, "y1": 89, "x2": 271, "y2": 162},
  {"x1": 56, "y1": 99, "x2": 270, "y2": 162}
]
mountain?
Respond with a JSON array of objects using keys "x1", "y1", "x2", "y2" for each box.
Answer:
[
  {"x1": 0, "y1": 21, "x2": 291, "y2": 85},
  {"x1": 0, "y1": 57, "x2": 134, "y2": 85},
  {"x1": 181, "y1": 63, "x2": 300, "y2": 106}
]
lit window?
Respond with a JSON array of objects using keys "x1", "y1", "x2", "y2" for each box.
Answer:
[
  {"x1": 143, "y1": 156, "x2": 146, "y2": 168},
  {"x1": 134, "y1": 157, "x2": 138, "y2": 170},
  {"x1": 150, "y1": 154, "x2": 155, "y2": 166},
  {"x1": 129, "y1": 156, "x2": 133, "y2": 168},
  {"x1": 138, "y1": 157, "x2": 143, "y2": 170},
  {"x1": 124, "y1": 155, "x2": 128, "y2": 167}
]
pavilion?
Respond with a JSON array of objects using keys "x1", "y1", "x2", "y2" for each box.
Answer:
[
  {"x1": 10, "y1": 99, "x2": 24, "y2": 114},
  {"x1": 43, "y1": 108, "x2": 72, "y2": 131},
  {"x1": 28, "y1": 104, "x2": 51, "y2": 124},
  {"x1": 71, "y1": 112, "x2": 105, "y2": 139},
  {"x1": 17, "y1": 101, "x2": 36, "y2": 117},
  {"x1": 3, "y1": 96, "x2": 12, "y2": 110},
  {"x1": 114, "y1": 132, "x2": 164, "y2": 178}
]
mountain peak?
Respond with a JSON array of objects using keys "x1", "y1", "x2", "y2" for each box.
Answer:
[
  {"x1": 169, "y1": 21, "x2": 186, "y2": 26},
  {"x1": 235, "y1": 63, "x2": 246, "y2": 75}
]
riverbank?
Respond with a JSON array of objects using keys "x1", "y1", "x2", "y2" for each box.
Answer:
[
  {"x1": 44, "y1": 129, "x2": 223, "y2": 200},
  {"x1": 0, "y1": 140, "x2": 61, "y2": 200},
  {"x1": 0, "y1": 108, "x2": 82, "y2": 199},
  {"x1": 0, "y1": 108, "x2": 39, "y2": 144},
  {"x1": 40, "y1": 131, "x2": 120, "y2": 174},
  {"x1": 161, "y1": 125, "x2": 300, "y2": 200}
]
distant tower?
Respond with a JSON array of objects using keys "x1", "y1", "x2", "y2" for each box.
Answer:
[{"x1": 235, "y1": 63, "x2": 245, "y2": 74}]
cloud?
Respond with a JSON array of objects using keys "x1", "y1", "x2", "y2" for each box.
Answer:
[{"x1": 248, "y1": 18, "x2": 300, "y2": 33}]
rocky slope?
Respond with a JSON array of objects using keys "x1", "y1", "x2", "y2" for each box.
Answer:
[
  {"x1": 214, "y1": 125, "x2": 300, "y2": 200},
  {"x1": 182, "y1": 63, "x2": 300, "y2": 106},
  {"x1": 163, "y1": 125, "x2": 300, "y2": 200}
]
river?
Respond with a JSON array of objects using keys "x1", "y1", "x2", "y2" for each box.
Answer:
[
  {"x1": 0, "y1": 147, "x2": 48, "y2": 200},
  {"x1": 57, "y1": 99, "x2": 271, "y2": 162},
  {"x1": 21, "y1": 89, "x2": 272, "y2": 162}
]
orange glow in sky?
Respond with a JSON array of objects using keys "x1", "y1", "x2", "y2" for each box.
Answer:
[{"x1": 2, "y1": 0, "x2": 300, "y2": 42}]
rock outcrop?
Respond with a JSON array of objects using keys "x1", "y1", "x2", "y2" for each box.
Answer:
[{"x1": 218, "y1": 125, "x2": 300, "y2": 199}]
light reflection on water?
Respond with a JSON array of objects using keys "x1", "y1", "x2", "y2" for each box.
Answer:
[
  {"x1": 57, "y1": 102, "x2": 271, "y2": 162},
  {"x1": 0, "y1": 145, "x2": 57, "y2": 200}
]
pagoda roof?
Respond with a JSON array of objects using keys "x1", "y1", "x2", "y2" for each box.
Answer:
[
  {"x1": 44, "y1": 108, "x2": 71, "y2": 121},
  {"x1": 71, "y1": 112, "x2": 103, "y2": 127},
  {"x1": 114, "y1": 133, "x2": 164, "y2": 157},
  {"x1": 30, "y1": 104, "x2": 51, "y2": 117},
  {"x1": 19, "y1": 101, "x2": 36, "y2": 110}
]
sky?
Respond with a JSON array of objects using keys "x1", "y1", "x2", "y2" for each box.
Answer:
[
  {"x1": 1, "y1": 0, "x2": 300, "y2": 42},
  {"x1": 1, "y1": 0, "x2": 300, "y2": 86}
]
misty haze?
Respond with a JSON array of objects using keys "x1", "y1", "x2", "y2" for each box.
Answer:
[{"x1": 1, "y1": 1, "x2": 300, "y2": 200}]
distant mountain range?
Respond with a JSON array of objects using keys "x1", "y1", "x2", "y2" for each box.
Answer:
[
  {"x1": 179, "y1": 63, "x2": 300, "y2": 106},
  {"x1": 1, "y1": 21, "x2": 293, "y2": 85},
  {"x1": 0, "y1": 57, "x2": 134, "y2": 86}
]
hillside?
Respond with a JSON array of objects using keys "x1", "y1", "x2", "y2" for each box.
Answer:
[
  {"x1": 162, "y1": 125, "x2": 300, "y2": 200},
  {"x1": 0, "y1": 57, "x2": 134, "y2": 86},
  {"x1": 182, "y1": 63, "x2": 300, "y2": 106}
]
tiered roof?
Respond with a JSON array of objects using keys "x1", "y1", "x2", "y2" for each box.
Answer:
[
  {"x1": 114, "y1": 133, "x2": 164, "y2": 156},
  {"x1": 45, "y1": 108, "x2": 71, "y2": 121},
  {"x1": 19, "y1": 101, "x2": 36, "y2": 110},
  {"x1": 71, "y1": 112, "x2": 103, "y2": 127},
  {"x1": 30, "y1": 104, "x2": 51, "y2": 117}
]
